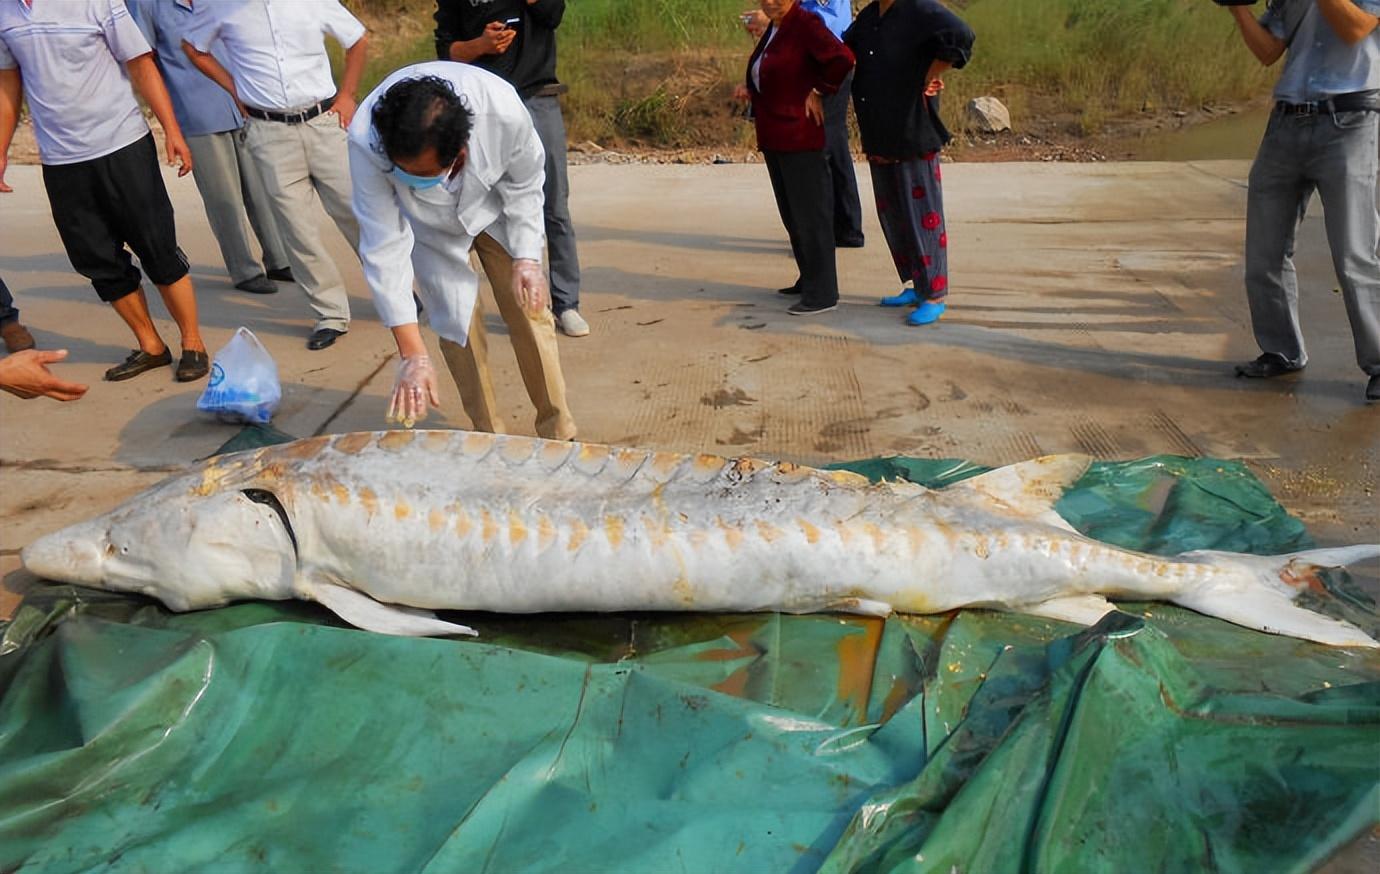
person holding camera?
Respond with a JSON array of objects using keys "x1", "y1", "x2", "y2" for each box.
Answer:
[
  {"x1": 1224, "y1": 0, "x2": 1380, "y2": 403},
  {"x1": 435, "y1": 0, "x2": 590, "y2": 340}
]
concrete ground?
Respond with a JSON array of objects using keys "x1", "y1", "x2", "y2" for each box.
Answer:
[{"x1": 1, "y1": 158, "x2": 1378, "y2": 867}]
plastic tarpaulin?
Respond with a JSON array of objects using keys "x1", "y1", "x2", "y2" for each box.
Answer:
[{"x1": 2, "y1": 449, "x2": 1377, "y2": 873}]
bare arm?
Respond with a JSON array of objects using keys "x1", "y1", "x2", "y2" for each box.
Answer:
[
  {"x1": 125, "y1": 53, "x2": 193, "y2": 176},
  {"x1": 390, "y1": 324, "x2": 429, "y2": 359},
  {"x1": 330, "y1": 33, "x2": 370, "y2": 128},
  {"x1": 0, "y1": 349, "x2": 89, "y2": 402},
  {"x1": 1230, "y1": 6, "x2": 1287, "y2": 65},
  {"x1": 0, "y1": 67, "x2": 19, "y2": 193},
  {"x1": 924, "y1": 59, "x2": 953, "y2": 96},
  {"x1": 447, "y1": 22, "x2": 515, "y2": 62},
  {"x1": 182, "y1": 39, "x2": 246, "y2": 115},
  {"x1": 1316, "y1": 0, "x2": 1380, "y2": 44}
]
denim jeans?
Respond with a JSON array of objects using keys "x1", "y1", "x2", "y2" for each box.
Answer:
[{"x1": 1245, "y1": 107, "x2": 1380, "y2": 375}]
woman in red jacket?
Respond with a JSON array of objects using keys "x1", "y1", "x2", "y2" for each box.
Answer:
[{"x1": 735, "y1": 0, "x2": 854, "y2": 316}]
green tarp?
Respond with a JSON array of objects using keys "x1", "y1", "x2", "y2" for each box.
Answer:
[{"x1": 2, "y1": 451, "x2": 1377, "y2": 872}]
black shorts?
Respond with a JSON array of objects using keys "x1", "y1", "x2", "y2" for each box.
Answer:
[{"x1": 41, "y1": 134, "x2": 189, "y2": 303}]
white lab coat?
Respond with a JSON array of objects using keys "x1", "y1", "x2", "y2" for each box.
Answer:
[{"x1": 348, "y1": 62, "x2": 547, "y2": 346}]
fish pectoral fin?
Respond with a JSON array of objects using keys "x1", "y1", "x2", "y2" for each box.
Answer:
[
  {"x1": 947, "y1": 454, "x2": 1091, "y2": 531},
  {"x1": 825, "y1": 597, "x2": 894, "y2": 617},
  {"x1": 1017, "y1": 594, "x2": 1117, "y2": 626},
  {"x1": 308, "y1": 581, "x2": 479, "y2": 638}
]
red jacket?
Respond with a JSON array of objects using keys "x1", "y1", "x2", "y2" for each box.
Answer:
[{"x1": 746, "y1": 3, "x2": 855, "y2": 153}]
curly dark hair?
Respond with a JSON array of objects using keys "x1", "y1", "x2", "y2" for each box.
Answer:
[{"x1": 371, "y1": 75, "x2": 474, "y2": 165}]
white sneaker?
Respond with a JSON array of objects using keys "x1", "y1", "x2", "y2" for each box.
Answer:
[{"x1": 556, "y1": 309, "x2": 590, "y2": 337}]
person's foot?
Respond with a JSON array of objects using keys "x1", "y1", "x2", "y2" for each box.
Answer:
[
  {"x1": 307, "y1": 328, "x2": 346, "y2": 350},
  {"x1": 1, "y1": 319, "x2": 36, "y2": 353},
  {"x1": 836, "y1": 234, "x2": 865, "y2": 248},
  {"x1": 1234, "y1": 353, "x2": 1303, "y2": 379},
  {"x1": 105, "y1": 348, "x2": 171, "y2": 381},
  {"x1": 787, "y1": 300, "x2": 837, "y2": 316},
  {"x1": 778, "y1": 284, "x2": 802, "y2": 296},
  {"x1": 266, "y1": 266, "x2": 295, "y2": 283},
  {"x1": 175, "y1": 349, "x2": 210, "y2": 382},
  {"x1": 556, "y1": 309, "x2": 590, "y2": 337},
  {"x1": 880, "y1": 288, "x2": 919, "y2": 307},
  {"x1": 234, "y1": 274, "x2": 278, "y2": 295},
  {"x1": 1366, "y1": 374, "x2": 1379, "y2": 403},
  {"x1": 906, "y1": 300, "x2": 947, "y2": 326}
]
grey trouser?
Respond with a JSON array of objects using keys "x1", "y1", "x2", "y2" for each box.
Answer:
[
  {"x1": 187, "y1": 130, "x2": 289, "y2": 285},
  {"x1": 823, "y1": 71, "x2": 864, "y2": 243},
  {"x1": 523, "y1": 94, "x2": 581, "y2": 315},
  {"x1": 240, "y1": 113, "x2": 360, "y2": 333},
  {"x1": 1245, "y1": 107, "x2": 1380, "y2": 375}
]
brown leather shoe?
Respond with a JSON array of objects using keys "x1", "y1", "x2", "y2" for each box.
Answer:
[
  {"x1": 105, "y1": 348, "x2": 172, "y2": 381},
  {"x1": 1, "y1": 320, "x2": 35, "y2": 353},
  {"x1": 176, "y1": 349, "x2": 210, "y2": 382}
]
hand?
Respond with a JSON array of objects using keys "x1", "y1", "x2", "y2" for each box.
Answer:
[
  {"x1": 924, "y1": 78, "x2": 945, "y2": 98},
  {"x1": 166, "y1": 132, "x2": 194, "y2": 177},
  {"x1": 330, "y1": 94, "x2": 357, "y2": 129},
  {"x1": 0, "y1": 154, "x2": 10, "y2": 193},
  {"x1": 386, "y1": 354, "x2": 440, "y2": 428},
  {"x1": 479, "y1": 21, "x2": 516, "y2": 55},
  {"x1": 741, "y1": 10, "x2": 768, "y2": 39},
  {"x1": 511, "y1": 258, "x2": 550, "y2": 316},
  {"x1": 733, "y1": 83, "x2": 750, "y2": 102},
  {"x1": 805, "y1": 90, "x2": 824, "y2": 125},
  {"x1": 0, "y1": 349, "x2": 89, "y2": 401}
]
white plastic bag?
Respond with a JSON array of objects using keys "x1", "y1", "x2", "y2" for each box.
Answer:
[{"x1": 196, "y1": 327, "x2": 281, "y2": 425}]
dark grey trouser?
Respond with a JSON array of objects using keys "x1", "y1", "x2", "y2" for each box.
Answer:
[
  {"x1": 524, "y1": 94, "x2": 582, "y2": 315},
  {"x1": 1246, "y1": 107, "x2": 1380, "y2": 375},
  {"x1": 764, "y1": 149, "x2": 838, "y2": 308},
  {"x1": 823, "y1": 72, "x2": 864, "y2": 244},
  {"x1": 188, "y1": 130, "x2": 290, "y2": 285},
  {"x1": 0, "y1": 276, "x2": 16, "y2": 325}
]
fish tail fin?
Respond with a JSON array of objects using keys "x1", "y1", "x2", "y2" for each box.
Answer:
[{"x1": 1173, "y1": 545, "x2": 1380, "y2": 648}]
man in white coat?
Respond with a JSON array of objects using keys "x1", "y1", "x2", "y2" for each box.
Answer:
[{"x1": 348, "y1": 62, "x2": 576, "y2": 439}]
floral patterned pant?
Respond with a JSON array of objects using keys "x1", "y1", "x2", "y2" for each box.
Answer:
[{"x1": 869, "y1": 152, "x2": 948, "y2": 302}]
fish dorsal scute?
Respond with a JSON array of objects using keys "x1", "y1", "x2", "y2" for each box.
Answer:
[{"x1": 945, "y1": 454, "x2": 1091, "y2": 531}]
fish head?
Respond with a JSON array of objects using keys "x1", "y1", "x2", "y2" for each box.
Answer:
[{"x1": 21, "y1": 471, "x2": 298, "y2": 611}]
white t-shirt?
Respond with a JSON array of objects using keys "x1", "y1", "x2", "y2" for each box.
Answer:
[{"x1": 0, "y1": 0, "x2": 152, "y2": 165}]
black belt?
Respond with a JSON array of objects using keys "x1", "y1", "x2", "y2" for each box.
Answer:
[
  {"x1": 243, "y1": 96, "x2": 335, "y2": 125},
  {"x1": 1274, "y1": 90, "x2": 1380, "y2": 116}
]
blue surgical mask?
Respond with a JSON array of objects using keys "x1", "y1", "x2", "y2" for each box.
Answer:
[{"x1": 391, "y1": 166, "x2": 448, "y2": 190}]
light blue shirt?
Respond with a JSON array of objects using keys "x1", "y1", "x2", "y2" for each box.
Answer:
[
  {"x1": 801, "y1": 0, "x2": 850, "y2": 41},
  {"x1": 127, "y1": 0, "x2": 242, "y2": 137},
  {"x1": 1260, "y1": 0, "x2": 1380, "y2": 102}
]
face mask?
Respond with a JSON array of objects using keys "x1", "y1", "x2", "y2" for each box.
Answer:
[{"x1": 391, "y1": 166, "x2": 448, "y2": 190}]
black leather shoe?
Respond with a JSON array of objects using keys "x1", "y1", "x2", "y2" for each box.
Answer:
[
  {"x1": 235, "y1": 274, "x2": 278, "y2": 294},
  {"x1": 176, "y1": 349, "x2": 210, "y2": 382},
  {"x1": 307, "y1": 328, "x2": 346, "y2": 350},
  {"x1": 266, "y1": 266, "x2": 295, "y2": 283},
  {"x1": 1367, "y1": 374, "x2": 1379, "y2": 403},
  {"x1": 105, "y1": 348, "x2": 172, "y2": 381},
  {"x1": 778, "y1": 284, "x2": 802, "y2": 295},
  {"x1": 836, "y1": 234, "x2": 866, "y2": 248},
  {"x1": 1234, "y1": 353, "x2": 1303, "y2": 379}
]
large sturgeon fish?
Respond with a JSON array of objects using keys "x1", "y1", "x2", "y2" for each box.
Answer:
[{"x1": 20, "y1": 430, "x2": 1380, "y2": 647}]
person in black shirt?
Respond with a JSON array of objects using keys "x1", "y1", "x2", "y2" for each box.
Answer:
[
  {"x1": 845, "y1": 0, "x2": 973, "y2": 326},
  {"x1": 434, "y1": 0, "x2": 590, "y2": 338}
]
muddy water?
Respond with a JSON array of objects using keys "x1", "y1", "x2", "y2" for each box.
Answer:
[{"x1": 1120, "y1": 106, "x2": 1270, "y2": 161}]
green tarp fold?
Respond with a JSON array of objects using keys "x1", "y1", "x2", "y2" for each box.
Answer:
[{"x1": 2, "y1": 454, "x2": 1377, "y2": 872}]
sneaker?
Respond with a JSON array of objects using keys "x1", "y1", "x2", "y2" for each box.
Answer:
[
  {"x1": 234, "y1": 274, "x2": 278, "y2": 295},
  {"x1": 1, "y1": 319, "x2": 36, "y2": 352},
  {"x1": 1367, "y1": 374, "x2": 1379, "y2": 403},
  {"x1": 1234, "y1": 353, "x2": 1303, "y2": 379},
  {"x1": 105, "y1": 348, "x2": 171, "y2": 381},
  {"x1": 557, "y1": 309, "x2": 590, "y2": 337},
  {"x1": 787, "y1": 301, "x2": 837, "y2": 316},
  {"x1": 880, "y1": 288, "x2": 919, "y2": 307},
  {"x1": 906, "y1": 300, "x2": 946, "y2": 326}
]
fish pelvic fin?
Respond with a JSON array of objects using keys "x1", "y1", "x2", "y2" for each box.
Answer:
[
  {"x1": 307, "y1": 580, "x2": 479, "y2": 638},
  {"x1": 946, "y1": 454, "x2": 1092, "y2": 532},
  {"x1": 1017, "y1": 594, "x2": 1117, "y2": 626},
  {"x1": 1173, "y1": 545, "x2": 1380, "y2": 649}
]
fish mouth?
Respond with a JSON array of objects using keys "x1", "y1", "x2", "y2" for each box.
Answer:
[{"x1": 21, "y1": 518, "x2": 108, "y2": 586}]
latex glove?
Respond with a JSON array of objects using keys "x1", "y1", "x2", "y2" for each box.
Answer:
[
  {"x1": 386, "y1": 355, "x2": 440, "y2": 428},
  {"x1": 511, "y1": 258, "x2": 550, "y2": 316}
]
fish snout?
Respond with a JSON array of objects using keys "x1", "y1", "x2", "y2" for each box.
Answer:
[{"x1": 21, "y1": 521, "x2": 108, "y2": 586}]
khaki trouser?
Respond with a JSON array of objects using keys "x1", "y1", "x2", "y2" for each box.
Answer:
[{"x1": 438, "y1": 232, "x2": 577, "y2": 441}]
